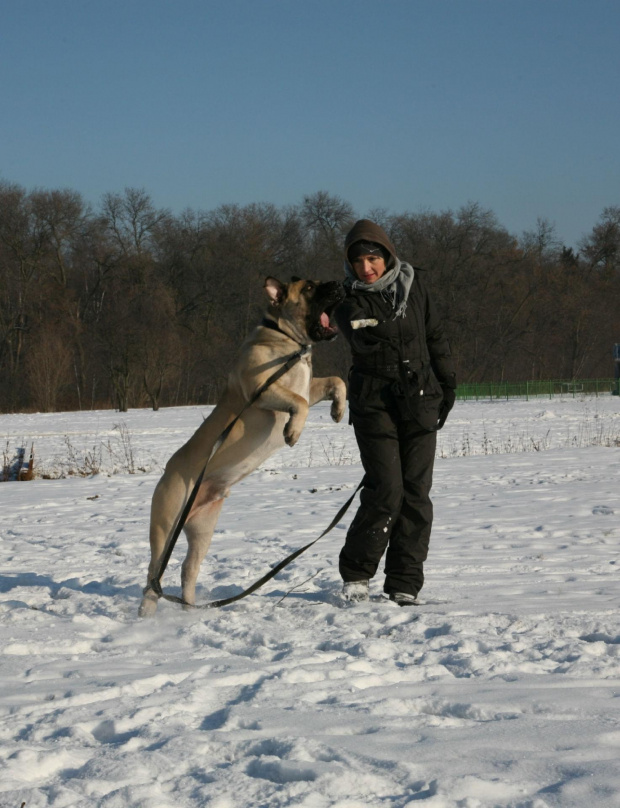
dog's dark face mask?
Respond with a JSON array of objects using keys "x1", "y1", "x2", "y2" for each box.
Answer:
[
  {"x1": 264, "y1": 276, "x2": 345, "y2": 343},
  {"x1": 297, "y1": 279, "x2": 345, "y2": 342}
]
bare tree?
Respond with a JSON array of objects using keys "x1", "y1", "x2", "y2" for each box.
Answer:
[
  {"x1": 25, "y1": 325, "x2": 73, "y2": 411},
  {"x1": 29, "y1": 189, "x2": 89, "y2": 287},
  {"x1": 138, "y1": 284, "x2": 182, "y2": 410},
  {"x1": 301, "y1": 191, "x2": 356, "y2": 267},
  {"x1": 101, "y1": 188, "x2": 164, "y2": 254},
  {"x1": 579, "y1": 206, "x2": 620, "y2": 273},
  {"x1": 520, "y1": 217, "x2": 562, "y2": 265}
]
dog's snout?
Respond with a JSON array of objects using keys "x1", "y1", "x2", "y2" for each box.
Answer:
[{"x1": 320, "y1": 280, "x2": 346, "y2": 301}]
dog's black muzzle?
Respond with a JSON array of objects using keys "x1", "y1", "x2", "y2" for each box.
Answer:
[{"x1": 309, "y1": 282, "x2": 346, "y2": 342}]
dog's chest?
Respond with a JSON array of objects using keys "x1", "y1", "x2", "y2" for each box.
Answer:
[{"x1": 294, "y1": 353, "x2": 313, "y2": 396}]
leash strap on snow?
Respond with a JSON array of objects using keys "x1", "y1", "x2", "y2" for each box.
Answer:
[
  {"x1": 155, "y1": 478, "x2": 363, "y2": 609},
  {"x1": 149, "y1": 343, "x2": 311, "y2": 600}
]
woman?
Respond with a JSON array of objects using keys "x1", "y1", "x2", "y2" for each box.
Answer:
[{"x1": 335, "y1": 219, "x2": 456, "y2": 605}]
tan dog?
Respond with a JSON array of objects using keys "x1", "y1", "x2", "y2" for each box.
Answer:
[{"x1": 139, "y1": 277, "x2": 347, "y2": 616}]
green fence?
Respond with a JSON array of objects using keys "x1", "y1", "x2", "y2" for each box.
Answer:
[{"x1": 456, "y1": 378, "x2": 618, "y2": 401}]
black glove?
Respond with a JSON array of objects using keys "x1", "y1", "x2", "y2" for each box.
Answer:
[{"x1": 436, "y1": 382, "x2": 456, "y2": 430}]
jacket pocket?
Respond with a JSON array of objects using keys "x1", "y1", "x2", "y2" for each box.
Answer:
[
  {"x1": 409, "y1": 367, "x2": 440, "y2": 430},
  {"x1": 422, "y1": 367, "x2": 443, "y2": 410}
]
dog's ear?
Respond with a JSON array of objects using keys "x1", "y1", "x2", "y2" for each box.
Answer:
[
  {"x1": 264, "y1": 277, "x2": 286, "y2": 306},
  {"x1": 291, "y1": 275, "x2": 302, "y2": 283}
]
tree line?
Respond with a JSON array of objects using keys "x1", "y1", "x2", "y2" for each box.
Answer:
[{"x1": 1, "y1": 182, "x2": 618, "y2": 413}]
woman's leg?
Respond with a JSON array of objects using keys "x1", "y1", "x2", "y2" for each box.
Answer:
[
  {"x1": 383, "y1": 424, "x2": 437, "y2": 596},
  {"x1": 339, "y1": 407, "x2": 403, "y2": 582}
]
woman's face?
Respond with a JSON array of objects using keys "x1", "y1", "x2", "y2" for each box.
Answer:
[{"x1": 352, "y1": 253, "x2": 387, "y2": 284}]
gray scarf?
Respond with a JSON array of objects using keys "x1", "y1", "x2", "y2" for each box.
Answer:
[{"x1": 344, "y1": 258, "x2": 415, "y2": 318}]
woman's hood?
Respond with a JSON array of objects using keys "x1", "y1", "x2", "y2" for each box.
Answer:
[{"x1": 344, "y1": 219, "x2": 398, "y2": 271}]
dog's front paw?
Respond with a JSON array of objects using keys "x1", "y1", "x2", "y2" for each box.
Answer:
[
  {"x1": 284, "y1": 412, "x2": 305, "y2": 447},
  {"x1": 284, "y1": 424, "x2": 301, "y2": 447},
  {"x1": 330, "y1": 379, "x2": 347, "y2": 423},
  {"x1": 330, "y1": 397, "x2": 346, "y2": 423}
]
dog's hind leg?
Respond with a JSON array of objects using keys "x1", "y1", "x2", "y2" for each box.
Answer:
[
  {"x1": 181, "y1": 495, "x2": 225, "y2": 607},
  {"x1": 138, "y1": 470, "x2": 190, "y2": 617}
]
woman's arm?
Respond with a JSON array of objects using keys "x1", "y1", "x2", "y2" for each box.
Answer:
[{"x1": 424, "y1": 286, "x2": 456, "y2": 388}]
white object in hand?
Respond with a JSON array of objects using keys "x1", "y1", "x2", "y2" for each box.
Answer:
[{"x1": 351, "y1": 318, "x2": 379, "y2": 330}]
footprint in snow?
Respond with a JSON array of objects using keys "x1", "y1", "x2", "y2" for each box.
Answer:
[{"x1": 592, "y1": 505, "x2": 614, "y2": 516}]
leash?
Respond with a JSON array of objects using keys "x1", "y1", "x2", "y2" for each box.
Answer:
[
  {"x1": 154, "y1": 478, "x2": 363, "y2": 609},
  {"x1": 147, "y1": 338, "x2": 320, "y2": 607}
]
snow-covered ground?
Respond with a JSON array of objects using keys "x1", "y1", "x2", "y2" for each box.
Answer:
[{"x1": 1, "y1": 396, "x2": 619, "y2": 807}]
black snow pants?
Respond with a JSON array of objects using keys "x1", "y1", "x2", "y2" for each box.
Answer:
[{"x1": 339, "y1": 403, "x2": 437, "y2": 597}]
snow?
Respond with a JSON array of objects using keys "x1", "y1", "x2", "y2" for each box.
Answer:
[{"x1": 1, "y1": 395, "x2": 619, "y2": 807}]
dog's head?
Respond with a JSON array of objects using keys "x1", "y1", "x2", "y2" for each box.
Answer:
[{"x1": 264, "y1": 277, "x2": 345, "y2": 343}]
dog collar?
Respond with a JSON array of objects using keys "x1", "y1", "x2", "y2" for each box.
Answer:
[{"x1": 260, "y1": 317, "x2": 311, "y2": 352}]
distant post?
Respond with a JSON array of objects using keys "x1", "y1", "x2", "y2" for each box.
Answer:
[{"x1": 614, "y1": 344, "x2": 620, "y2": 395}]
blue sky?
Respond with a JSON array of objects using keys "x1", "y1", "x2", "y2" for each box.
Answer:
[{"x1": 2, "y1": 0, "x2": 619, "y2": 247}]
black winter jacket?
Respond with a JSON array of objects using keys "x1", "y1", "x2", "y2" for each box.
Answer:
[{"x1": 335, "y1": 271, "x2": 456, "y2": 431}]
